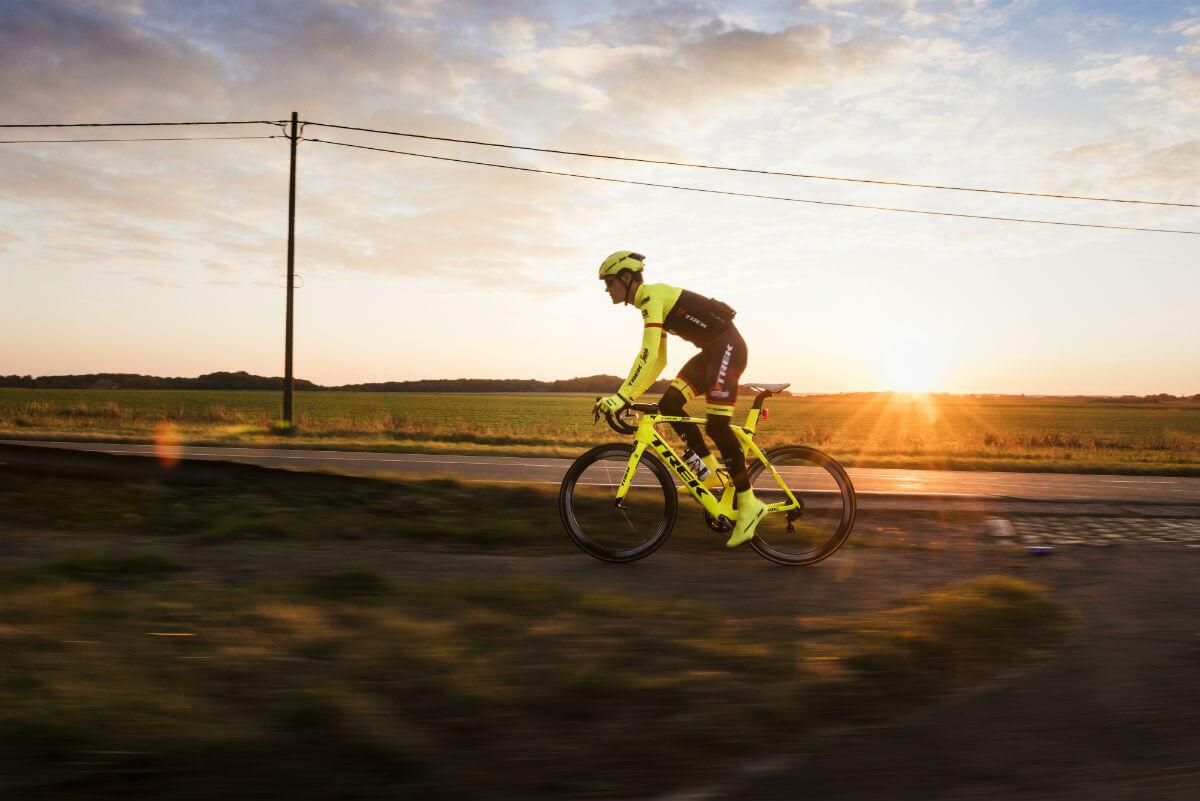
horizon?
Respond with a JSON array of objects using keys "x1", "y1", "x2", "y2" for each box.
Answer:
[
  {"x1": 2, "y1": 1, "x2": 1198, "y2": 395},
  {"x1": 3, "y1": 368, "x2": 1197, "y2": 399}
]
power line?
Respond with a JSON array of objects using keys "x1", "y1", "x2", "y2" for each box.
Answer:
[
  {"x1": 303, "y1": 120, "x2": 1199, "y2": 210},
  {"x1": 1, "y1": 116, "x2": 1193, "y2": 234},
  {"x1": 0, "y1": 135, "x2": 282, "y2": 144},
  {"x1": 303, "y1": 137, "x2": 1200, "y2": 237},
  {"x1": 8, "y1": 117, "x2": 1194, "y2": 209},
  {"x1": 0, "y1": 120, "x2": 285, "y2": 129}
]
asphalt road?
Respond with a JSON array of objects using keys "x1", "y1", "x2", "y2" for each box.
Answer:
[{"x1": 5, "y1": 439, "x2": 1200, "y2": 507}]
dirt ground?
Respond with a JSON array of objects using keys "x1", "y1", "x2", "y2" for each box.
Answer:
[
  {"x1": 8, "y1": 516, "x2": 1197, "y2": 801},
  {"x1": 717, "y1": 543, "x2": 1200, "y2": 801},
  {"x1": 3, "y1": 445, "x2": 1197, "y2": 801}
]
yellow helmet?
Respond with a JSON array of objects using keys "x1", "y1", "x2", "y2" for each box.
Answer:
[{"x1": 598, "y1": 250, "x2": 645, "y2": 282}]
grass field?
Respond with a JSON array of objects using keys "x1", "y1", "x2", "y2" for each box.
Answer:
[
  {"x1": 0, "y1": 463, "x2": 1068, "y2": 799},
  {"x1": 3, "y1": 388, "x2": 1200, "y2": 474}
]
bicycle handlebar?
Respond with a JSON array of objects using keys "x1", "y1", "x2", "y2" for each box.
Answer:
[
  {"x1": 593, "y1": 397, "x2": 653, "y2": 435},
  {"x1": 606, "y1": 407, "x2": 638, "y2": 435}
]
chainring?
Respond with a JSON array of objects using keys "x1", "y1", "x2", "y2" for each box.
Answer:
[{"x1": 704, "y1": 511, "x2": 733, "y2": 533}]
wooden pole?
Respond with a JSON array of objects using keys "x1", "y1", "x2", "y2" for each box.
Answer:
[{"x1": 283, "y1": 111, "x2": 298, "y2": 427}]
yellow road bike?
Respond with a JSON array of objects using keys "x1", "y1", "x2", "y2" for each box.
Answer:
[{"x1": 558, "y1": 383, "x2": 856, "y2": 565}]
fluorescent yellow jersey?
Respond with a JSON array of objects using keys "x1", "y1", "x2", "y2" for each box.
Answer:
[{"x1": 617, "y1": 283, "x2": 737, "y2": 401}]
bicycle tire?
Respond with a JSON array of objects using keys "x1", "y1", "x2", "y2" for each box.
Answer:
[
  {"x1": 559, "y1": 443, "x2": 678, "y2": 563},
  {"x1": 746, "y1": 445, "x2": 856, "y2": 566}
]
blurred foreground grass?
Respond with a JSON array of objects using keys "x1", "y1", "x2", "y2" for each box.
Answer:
[
  {"x1": 0, "y1": 466, "x2": 1069, "y2": 799},
  {"x1": 0, "y1": 466, "x2": 568, "y2": 551},
  {"x1": 0, "y1": 567, "x2": 1066, "y2": 799}
]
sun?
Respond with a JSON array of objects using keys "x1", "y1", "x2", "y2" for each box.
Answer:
[{"x1": 879, "y1": 339, "x2": 945, "y2": 393}]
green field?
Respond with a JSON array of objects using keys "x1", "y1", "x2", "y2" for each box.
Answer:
[{"x1": 3, "y1": 388, "x2": 1200, "y2": 474}]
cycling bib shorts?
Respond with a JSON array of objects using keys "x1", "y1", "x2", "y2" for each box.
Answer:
[{"x1": 670, "y1": 325, "x2": 748, "y2": 415}]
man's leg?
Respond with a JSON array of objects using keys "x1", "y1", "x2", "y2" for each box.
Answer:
[
  {"x1": 700, "y1": 330, "x2": 763, "y2": 546},
  {"x1": 661, "y1": 368, "x2": 723, "y2": 486},
  {"x1": 702, "y1": 330, "x2": 751, "y2": 489},
  {"x1": 659, "y1": 384, "x2": 707, "y2": 456},
  {"x1": 705, "y1": 409, "x2": 749, "y2": 492}
]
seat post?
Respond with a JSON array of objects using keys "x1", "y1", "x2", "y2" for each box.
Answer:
[{"x1": 751, "y1": 389, "x2": 774, "y2": 410}]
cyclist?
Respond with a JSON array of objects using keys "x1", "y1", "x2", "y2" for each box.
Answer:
[{"x1": 594, "y1": 250, "x2": 766, "y2": 548}]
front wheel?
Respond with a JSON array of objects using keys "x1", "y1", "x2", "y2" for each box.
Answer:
[
  {"x1": 559, "y1": 443, "x2": 678, "y2": 562},
  {"x1": 746, "y1": 446, "x2": 856, "y2": 566}
]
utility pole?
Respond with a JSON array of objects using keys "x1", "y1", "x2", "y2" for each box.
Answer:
[{"x1": 283, "y1": 111, "x2": 298, "y2": 427}]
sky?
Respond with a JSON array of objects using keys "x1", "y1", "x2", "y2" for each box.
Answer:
[{"x1": 0, "y1": 0, "x2": 1197, "y2": 394}]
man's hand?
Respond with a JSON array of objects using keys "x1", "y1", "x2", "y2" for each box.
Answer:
[{"x1": 594, "y1": 393, "x2": 630, "y2": 418}]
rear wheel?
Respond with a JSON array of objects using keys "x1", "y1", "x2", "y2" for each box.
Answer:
[
  {"x1": 559, "y1": 444, "x2": 678, "y2": 562},
  {"x1": 746, "y1": 446, "x2": 856, "y2": 565}
]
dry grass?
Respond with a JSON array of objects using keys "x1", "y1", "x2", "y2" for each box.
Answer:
[
  {"x1": 0, "y1": 563, "x2": 1064, "y2": 800},
  {"x1": 0, "y1": 464, "x2": 1071, "y2": 798},
  {"x1": 3, "y1": 388, "x2": 1200, "y2": 473}
]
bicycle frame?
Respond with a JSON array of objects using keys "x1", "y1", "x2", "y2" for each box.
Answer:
[{"x1": 613, "y1": 407, "x2": 802, "y2": 522}]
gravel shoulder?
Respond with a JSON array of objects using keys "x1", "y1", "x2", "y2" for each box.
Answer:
[{"x1": 723, "y1": 544, "x2": 1200, "y2": 801}]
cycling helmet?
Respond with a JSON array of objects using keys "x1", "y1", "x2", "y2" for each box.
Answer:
[{"x1": 598, "y1": 250, "x2": 645, "y2": 282}]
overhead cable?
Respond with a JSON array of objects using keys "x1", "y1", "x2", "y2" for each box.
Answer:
[
  {"x1": 0, "y1": 120, "x2": 285, "y2": 128},
  {"x1": 302, "y1": 121, "x2": 1198, "y2": 209},
  {"x1": 303, "y1": 137, "x2": 1200, "y2": 236},
  {"x1": 0, "y1": 135, "x2": 283, "y2": 144}
]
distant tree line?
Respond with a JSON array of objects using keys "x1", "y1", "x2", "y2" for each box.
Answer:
[
  {"x1": 0, "y1": 371, "x2": 690, "y2": 394},
  {"x1": 5, "y1": 372, "x2": 1194, "y2": 399},
  {"x1": 1089, "y1": 393, "x2": 1200, "y2": 403},
  {"x1": 332, "y1": 374, "x2": 680, "y2": 393},
  {"x1": 0, "y1": 371, "x2": 321, "y2": 391}
]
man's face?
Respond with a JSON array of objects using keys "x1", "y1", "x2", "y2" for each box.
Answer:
[{"x1": 604, "y1": 275, "x2": 627, "y2": 305}]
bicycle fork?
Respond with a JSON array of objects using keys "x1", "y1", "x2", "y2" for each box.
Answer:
[{"x1": 612, "y1": 441, "x2": 648, "y2": 509}]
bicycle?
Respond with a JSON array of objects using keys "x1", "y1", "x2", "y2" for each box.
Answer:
[{"x1": 558, "y1": 383, "x2": 857, "y2": 565}]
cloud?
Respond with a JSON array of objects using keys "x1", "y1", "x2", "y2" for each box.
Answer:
[
  {"x1": 0, "y1": 0, "x2": 230, "y2": 120},
  {"x1": 803, "y1": 0, "x2": 994, "y2": 30},
  {"x1": 1072, "y1": 54, "x2": 1167, "y2": 87},
  {"x1": 0, "y1": 0, "x2": 493, "y2": 125},
  {"x1": 2, "y1": 0, "x2": 1197, "y2": 303},
  {"x1": 1047, "y1": 134, "x2": 1200, "y2": 201},
  {"x1": 1168, "y1": 13, "x2": 1200, "y2": 39},
  {"x1": 133, "y1": 274, "x2": 183, "y2": 288},
  {"x1": 490, "y1": 15, "x2": 547, "y2": 52},
  {"x1": 527, "y1": 21, "x2": 928, "y2": 122}
]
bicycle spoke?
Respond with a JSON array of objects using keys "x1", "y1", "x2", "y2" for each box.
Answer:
[
  {"x1": 747, "y1": 446, "x2": 855, "y2": 565},
  {"x1": 559, "y1": 445, "x2": 676, "y2": 561}
]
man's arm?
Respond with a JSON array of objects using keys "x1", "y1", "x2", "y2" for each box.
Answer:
[{"x1": 616, "y1": 290, "x2": 667, "y2": 401}]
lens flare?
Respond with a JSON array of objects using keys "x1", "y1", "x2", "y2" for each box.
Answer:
[{"x1": 155, "y1": 422, "x2": 182, "y2": 468}]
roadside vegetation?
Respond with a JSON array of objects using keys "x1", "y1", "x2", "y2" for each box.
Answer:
[
  {"x1": 0, "y1": 564, "x2": 1065, "y2": 800},
  {"x1": 3, "y1": 388, "x2": 1200, "y2": 474},
  {"x1": 0, "y1": 466, "x2": 573, "y2": 551},
  {"x1": 0, "y1": 464, "x2": 1069, "y2": 800}
]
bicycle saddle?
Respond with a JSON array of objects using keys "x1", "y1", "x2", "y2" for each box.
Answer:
[{"x1": 747, "y1": 383, "x2": 790, "y2": 394}]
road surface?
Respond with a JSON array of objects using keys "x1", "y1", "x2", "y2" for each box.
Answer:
[{"x1": 4, "y1": 439, "x2": 1199, "y2": 506}]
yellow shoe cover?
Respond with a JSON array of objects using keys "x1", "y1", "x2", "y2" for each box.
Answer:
[{"x1": 726, "y1": 489, "x2": 766, "y2": 548}]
